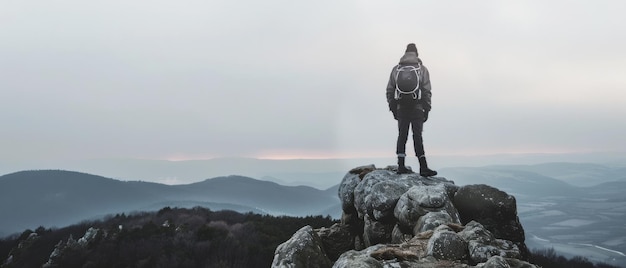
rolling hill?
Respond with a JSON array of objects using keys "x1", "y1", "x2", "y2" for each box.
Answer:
[
  {"x1": 0, "y1": 170, "x2": 339, "y2": 237},
  {"x1": 1, "y1": 163, "x2": 625, "y2": 266}
]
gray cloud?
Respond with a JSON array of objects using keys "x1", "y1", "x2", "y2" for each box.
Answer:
[{"x1": 1, "y1": 0, "x2": 625, "y2": 162}]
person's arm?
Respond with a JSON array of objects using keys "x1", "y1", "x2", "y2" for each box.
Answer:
[
  {"x1": 386, "y1": 66, "x2": 398, "y2": 118},
  {"x1": 419, "y1": 66, "x2": 432, "y2": 112}
]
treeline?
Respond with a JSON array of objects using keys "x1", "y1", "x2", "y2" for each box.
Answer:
[
  {"x1": 0, "y1": 207, "x2": 619, "y2": 268},
  {"x1": 0, "y1": 207, "x2": 335, "y2": 268},
  {"x1": 529, "y1": 248, "x2": 619, "y2": 268}
]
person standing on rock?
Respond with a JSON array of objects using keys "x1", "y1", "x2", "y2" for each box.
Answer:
[{"x1": 386, "y1": 43, "x2": 437, "y2": 176}]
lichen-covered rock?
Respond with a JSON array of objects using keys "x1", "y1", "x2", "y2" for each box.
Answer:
[
  {"x1": 354, "y1": 170, "x2": 391, "y2": 219},
  {"x1": 391, "y1": 224, "x2": 413, "y2": 244},
  {"x1": 468, "y1": 239, "x2": 520, "y2": 264},
  {"x1": 427, "y1": 225, "x2": 468, "y2": 261},
  {"x1": 338, "y1": 172, "x2": 361, "y2": 214},
  {"x1": 316, "y1": 223, "x2": 353, "y2": 261},
  {"x1": 77, "y1": 227, "x2": 99, "y2": 247},
  {"x1": 459, "y1": 221, "x2": 520, "y2": 263},
  {"x1": 43, "y1": 228, "x2": 102, "y2": 268},
  {"x1": 353, "y1": 170, "x2": 450, "y2": 222},
  {"x1": 340, "y1": 211, "x2": 359, "y2": 226},
  {"x1": 272, "y1": 225, "x2": 332, "y2": 268},
  {"x1": 349, "y1": 164, "x2": 377, "y2": 179},
  {"x1": 338, "y1": 164, "x2": 377, "y2": 214},
  {"x1": 479, "y1": 256, "x2": 510, "y2": 268},
  {"x1": 354, "y1": 234, "x2": 366, "y2": 251},
  {"x1": 476, "y1": 255, "x2": 538, "y2": 268},
  {"x1": 275, "y1": 166, "x2": 539, "y2": 268},
  {"x1": 362, "y1": 214, "x2": 394, "y2": 247},
  {"x1": 339, "y1": 236, "x2": 477, "y2": 268},
  {"x1": 453, "y1": 185, "x2": 528, "y2": 258},
  {"x1": 458, "y1": 221, "x2": 496, "y2": 244},
  {"x1": 366, "y1": 180, "x2": 410, "y2": 220},
  {"x1": 453, "y1": 185, "x2": 521, "y2": 240},
  {"x1": 394, "y1": 184, "x2": 460, "y2": 230},
  {"x1": 332, "y1": 245, "x2": 385, "y2": 268},
  {"x1": 415, "y1": 211, "x2": 454, "y2": 234}
]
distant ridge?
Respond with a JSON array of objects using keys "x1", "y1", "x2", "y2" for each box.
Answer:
[
  {"x1": 1, "y1": 163, "x2": 625, "y2": 266},
  {"x1": 3, "y1": 153, "x2": 624, "y2": 188},
  {"x1": 0, "y1": 170, "x2": 339, "y2": 237}
]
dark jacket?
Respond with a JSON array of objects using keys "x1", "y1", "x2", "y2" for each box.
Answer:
[{"x1": 386, "y1": 52, "x2": 432, "y2": 118}]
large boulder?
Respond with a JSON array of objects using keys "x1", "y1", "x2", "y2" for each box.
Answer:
[
  {"x1": 459, "y1": 221, "x2": 521, "y2": 264},
  {"x1": 315, "y1": 223, "x2": 353, "y2": 261},
  {"x1": 274, "y1": 165, "x2": 539, "y2": 268},
  {"x1": 353, "y1": 170, "x2": 395, "y2": 219},
  {"x1": 332, "y1": 245, "x2": 386, "y2": 268},
  {"x1": 453, "y1": 184, "x2": 528, "y2": 258},
  {"x1": 337, "y1": 164, "x2": 377, "y2": 215},
  {"x1": 272, "y1": 226, "x2": 332, "y2": 268},
  {"x1": 394, "y1": 184, "x2": 460, "y2": 231},
  {"x1": 362, "y1": 214, "x2": 394, "y2": 247},
  {"x1": 366, "y1": 180, "x2": 410, "y2": 221},
  {"x1": 477, "y1": 256, "x2": 538, "y2": 268},
  {"x1": 415, "y1": 211, "x2": 454, "y2": 233},
  {"x1": 333, "y1": 220, "x2": 536, "y2": 267},
  {"x1": 427, "y1": 225, "x2": 468, "y2": 261}
]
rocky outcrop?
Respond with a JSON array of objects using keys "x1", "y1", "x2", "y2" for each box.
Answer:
[
  {"x1": 272, "y1": 165, "x2": 538, "y2": 268},
  {"x1": 43, "y1": 227, "x2": 102, "y2": 268},
  {"x1": 271, "y1": 226, "x2": 332, "y2": 268},
  {"x1": 454, "y1": 184, "x2": 528, "y2": 258}
]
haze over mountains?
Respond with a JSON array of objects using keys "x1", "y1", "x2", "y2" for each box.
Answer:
[
  {"x1": 2, "y1": 151, "x2": 624, "y2": 188},
  {"x1": 0, "y1": 170, "x2": 339, "y2": 238},
  {"x1": 1, "y1": 156, "x2": 625, "y2": 266}
]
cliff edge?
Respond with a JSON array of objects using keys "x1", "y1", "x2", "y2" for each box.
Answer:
[{"x1": 272, "y1": 165, "x2": 539, "y2": 268}]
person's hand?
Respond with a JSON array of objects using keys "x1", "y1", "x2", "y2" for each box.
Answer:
[{"x1": 423, "y1": 110, "x2": 429, "y2": 122}]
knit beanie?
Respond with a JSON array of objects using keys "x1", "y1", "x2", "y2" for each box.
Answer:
[{"x1": 405, "y1": 43, "x2": 418, "y2": 55}]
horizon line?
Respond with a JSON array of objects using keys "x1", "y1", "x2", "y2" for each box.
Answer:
[{"x1": 95, "y1": 150, "x2": 626, "y2": 162}]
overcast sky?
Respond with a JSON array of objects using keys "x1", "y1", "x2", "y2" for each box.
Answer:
[{"x1": 1, "y1": 0, "x2": 625, "y2": 163}]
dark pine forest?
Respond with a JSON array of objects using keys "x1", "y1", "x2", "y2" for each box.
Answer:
[
  {"x1": 0, "y1": 207, "x2": 618, "y2": 268},
  {"x1": 0, "y1": 207, "x2": 334, "y2": 268}
]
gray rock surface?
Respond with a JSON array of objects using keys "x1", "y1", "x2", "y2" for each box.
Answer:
[
  {"x1": 332, "y1": 245, "x2": 385, "y2": 268},
  {"x1": 453, "y1": 184, "x2": 528, "y2": 258},
  {"x1": 272, "y1": 225, "x2": 332, "y2": 268},
  {"x1": 316, "y1": 223, "x2": 353, "y2": 261},
  {"x1": 415, "y1": 211, "x2": 454, "y2": 234},
  {"x1": 476, "y1": 255, "x2": 538, "y2": 268},
  {"x1": 427, "y1": 225, "x2": 468, "y2": 261},
  {"x1": 273, "y1": 165, "x2": 539, "y2": 268},
  {"x1": 363, "y1": 214, "x2": 394, "y2": 247},
  {"x1": 394, "y1": 184, "x2": 461, "y2": 231},
  {"x1": 459, "y1": 221, "x2": 521, "y2": 263}
]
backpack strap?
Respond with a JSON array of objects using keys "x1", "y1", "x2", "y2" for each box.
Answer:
[{"x1": 394, "y1": 65, "x2": 421, "y2": 100}]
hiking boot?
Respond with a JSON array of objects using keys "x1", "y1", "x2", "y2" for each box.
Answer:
[
  {"x1": 419, "y1": 167, "x2": 437, "y2": 177},
  {"x1": 396, "y1": 156, "x2": 412, "y2": 174},
  {"x1": 418, "y1": 155, "x2": 437, "y2": 177},
  {"x1": 397, "y1": 166, "x2": 412, "y2": 174}
]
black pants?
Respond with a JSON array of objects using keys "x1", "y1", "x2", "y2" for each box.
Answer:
[{"x1": 396, "y1": 117, "x2": 424, "y2": 157}]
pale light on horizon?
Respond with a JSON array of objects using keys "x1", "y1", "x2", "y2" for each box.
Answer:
[{"x1": 158, "y1": 148, "x2": 615, "y2": 162}]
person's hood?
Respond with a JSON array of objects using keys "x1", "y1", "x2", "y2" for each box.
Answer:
[{"x1": 399, "y1": 52, "x2": 422, "y2": 66}]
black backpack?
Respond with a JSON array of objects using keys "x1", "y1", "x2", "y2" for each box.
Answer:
[{"x1": 394, "y1": 65, "x2": 421, "y2": 100}]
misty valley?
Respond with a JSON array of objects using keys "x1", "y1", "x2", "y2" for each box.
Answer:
[{"x1": 0, "y1": 162, "x2": 625, "y2": 267}]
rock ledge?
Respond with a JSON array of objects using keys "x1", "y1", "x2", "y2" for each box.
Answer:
[{"x1": 272, "y1": 165, "x2": 537, "y2": 268}]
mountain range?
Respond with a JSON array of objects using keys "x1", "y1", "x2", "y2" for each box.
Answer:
[
  {"x1": 0, "y1": 170, "x2": 340, "y2": 238},
  {"x1": 4, "y1": 151, "x2": 625, "y2": 188},
  {"x1": 1, "y1": 162, "x2": 625, "y2": 267}
]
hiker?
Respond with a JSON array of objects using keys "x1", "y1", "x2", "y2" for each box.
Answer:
[{"x1": 386, "y1": 43, "x2": 437, "y2": 176}]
